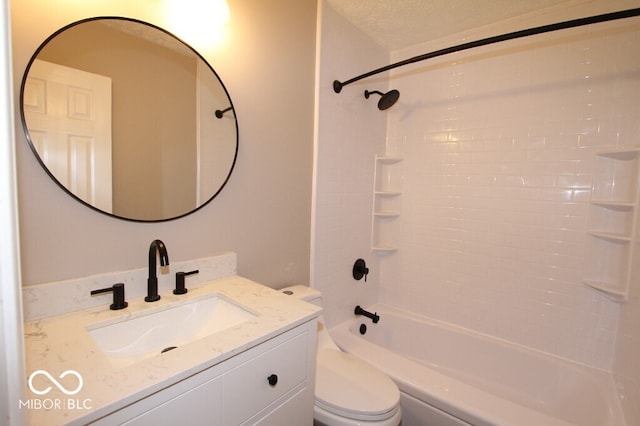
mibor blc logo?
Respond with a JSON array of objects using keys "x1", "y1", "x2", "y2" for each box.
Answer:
[
  {"x1": 29, "y1": 370, "x2": 83, "y2": 395},
  {"x1": 19, "y1": 369, "x2": 92, "y2": 411}
]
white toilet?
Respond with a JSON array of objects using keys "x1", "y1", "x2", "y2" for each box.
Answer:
[{"x1": 281, "y1": 285, "x2": 401, "y2": 426}]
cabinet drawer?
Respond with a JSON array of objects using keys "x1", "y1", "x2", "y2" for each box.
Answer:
[
  {"x1": 121, "y1": 375, "x2": 223, "y2": 426},
  {"x1": 224, "y1": 330, "x2": 309, "y2": 425}
]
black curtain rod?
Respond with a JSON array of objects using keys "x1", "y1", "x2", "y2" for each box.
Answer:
[{"x1": 333, "y1": 7, "x2": 640, "y2": 93}]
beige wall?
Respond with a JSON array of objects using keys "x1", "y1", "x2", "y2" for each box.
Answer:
[{"x1": 12, "y1": 0, "x2": 316, "y2": 287}]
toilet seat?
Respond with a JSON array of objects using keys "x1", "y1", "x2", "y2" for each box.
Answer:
[{"x1": 315, "y1": 348, "x2": 400, "y2": 421}]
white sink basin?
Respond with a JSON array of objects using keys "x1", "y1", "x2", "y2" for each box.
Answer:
[{"x1": 87, "y1": 294, "x2": 256, "y2": 367}]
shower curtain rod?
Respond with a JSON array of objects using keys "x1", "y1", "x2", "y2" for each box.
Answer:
[{"x1": 333, "y1": 7, "x2": 640, "y2": 93}]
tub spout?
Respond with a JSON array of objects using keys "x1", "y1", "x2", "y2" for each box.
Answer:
[{"x1": 354, "y1": 305, "x2": 380, "y2": 323}]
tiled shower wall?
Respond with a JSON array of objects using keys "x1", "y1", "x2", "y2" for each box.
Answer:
[
  {"x1": 380, "y1": 15, "x2": 640, "y2": 369},
  {"x1": 312, "y1": 1, "x2": 388, "y2": 326},
  {"x1": 315, "y1": 2, "x2": 640, "y2": 421}
]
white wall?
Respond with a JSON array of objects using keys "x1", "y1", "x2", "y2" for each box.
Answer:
[
  {"x1": 12, "y1": 0, "x2": 316, "y2": 289},
  {"x1": 382, "y1": 3, "x2": 640, "y2": 371},
  {"x1": 312, "y1": 1, "x2": 389, "y2": 327},
  {"x1": 0, "y1": 0, "x2": 26, "y2": 422},
  {"x1": 383, "y1": 10, "x2": 638, "y2": 371},
  {"x1": 615, "y1": 217, "x2": 640, "y2": 426}
]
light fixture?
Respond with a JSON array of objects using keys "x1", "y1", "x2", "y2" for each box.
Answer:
[{"x1": 165, "y1": 0, "x2": 230, "y2": 47}]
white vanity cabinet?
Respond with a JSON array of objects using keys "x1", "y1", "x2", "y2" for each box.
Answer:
[{"x1": 93, "y1": 321, "x2": 317, "y2": 426}]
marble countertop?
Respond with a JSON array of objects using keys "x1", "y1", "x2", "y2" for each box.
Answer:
[{"x1": 23, "y1": 276, "x2": 321, "y2": 425}]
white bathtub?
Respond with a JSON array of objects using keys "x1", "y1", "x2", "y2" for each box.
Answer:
[{"x1": 330, "y1": 304, "x2": 625, "y2": 426}]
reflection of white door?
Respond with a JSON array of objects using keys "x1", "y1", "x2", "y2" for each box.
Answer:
[
  {"x1": 23, "y1": 59, "x2": 113, "y2": 212},
  {"x1": 196, "y1": 60, "x2": 236, "y2": 206}
]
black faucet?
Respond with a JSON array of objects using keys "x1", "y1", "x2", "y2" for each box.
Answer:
[
  {"x1": 145, "y1": 239, "x2": 169, "y2": 302},
  {"x1": 90, "y1": 283, "x2": 128, "y2": 310},
  {"x1": 354, "y1": 305, "x2": 380, "y2": 323}
]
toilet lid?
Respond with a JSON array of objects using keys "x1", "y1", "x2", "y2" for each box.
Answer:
[{"x1": 315, "y1": 349, "x2": 400, "y2": 421}]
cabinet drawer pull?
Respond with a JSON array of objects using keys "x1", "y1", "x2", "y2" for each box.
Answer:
[{"x1": 267, "y1": 374, "x2": 278, "y2": 387}]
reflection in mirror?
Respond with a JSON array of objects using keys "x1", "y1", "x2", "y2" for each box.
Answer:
[
  {"x1": 20, "y1": 17, "x2": 238, "y2": 222},
  {"x1": 215, "y1": 107, "x2": 233, "y2": 118}
]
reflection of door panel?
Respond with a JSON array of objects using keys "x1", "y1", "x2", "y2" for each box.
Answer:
[
  {"x1": 196, "y1": 60, "x2": 236, "y2": 206},
  {"x1": 23, "y1": 59, "x2": 113, "y2": 212}
]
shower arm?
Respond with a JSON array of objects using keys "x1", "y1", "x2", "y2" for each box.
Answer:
[{"x1": 333, "y1": 7, "x2": 640, "y2": 93}]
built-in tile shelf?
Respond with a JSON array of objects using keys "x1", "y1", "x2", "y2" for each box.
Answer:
[
  {"x1": 583, "y1": 147, "x2": 640, "y2": 301},
  {"x1": 371, "y1": 156, "x2": 403, "y2": 253}
]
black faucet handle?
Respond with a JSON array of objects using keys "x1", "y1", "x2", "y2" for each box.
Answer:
[
  {"x1": 174, "y1": 270, "x2": 199, "y2": 295},
  {"x1": 353, "y1": 258, "x2": 369, "y2": 281},
  {"x1": 91, "y1": 283, "x2": 128, "y2": 310}
]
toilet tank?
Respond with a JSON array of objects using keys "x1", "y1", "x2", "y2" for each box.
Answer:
[
  {"x1": 280, "y1": 285, "x2": 322, "y2": 306},
  {"x1": 281, "y1": 285, "x2": 340, "y2": 351}
]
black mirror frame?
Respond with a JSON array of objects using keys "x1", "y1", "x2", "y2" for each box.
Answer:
[{"x1": 19, "y1": 16, "x2": 239, "y2": 222}]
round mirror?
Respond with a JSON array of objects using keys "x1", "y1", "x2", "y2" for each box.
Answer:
[{"x1": 20, "y1": 17, "x2": 238, "y2": 222}]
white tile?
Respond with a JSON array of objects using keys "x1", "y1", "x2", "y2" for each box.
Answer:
[{"x1": 315, "y1": 4, "x2": 639, "y2": 373}]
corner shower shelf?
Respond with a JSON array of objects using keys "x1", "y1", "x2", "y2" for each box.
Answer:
[
  {"x1": 587, "y1": 231, "x2": 632, "y2": 242},
  {"x1": 371, "y1": 156, "x2": 403, "y2": 253},
  {"x1": 583, "y1": 281, "x2": 628, "y2": 301},
  {"x1": 374, "y1": 209, "x2": 401, "y2": 217},
  {"x1": 372, "y1": 246, "x2": 399, "y2": 253},
  {"x1": 374, "y1": 190, "x2": 402, "y2": 196},
  {"x1": 582, "y1": 147, "x2": 640, "y2": 301}
]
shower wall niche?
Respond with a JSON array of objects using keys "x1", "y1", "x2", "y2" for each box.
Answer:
[
  {"x1": 583, "y1": 147, "x2": 640, "y2": 301},
  {"x1": 371, "y1": 156, "x2": 403, "y2": 252}
]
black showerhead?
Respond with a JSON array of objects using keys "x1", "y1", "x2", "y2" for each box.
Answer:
[{"x1": 364, "y1": 89, "x2": 400, "y2": 110}]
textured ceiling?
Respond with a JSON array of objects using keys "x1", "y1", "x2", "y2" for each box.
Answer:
[{"x1": 327, "y1": 0, "x2": 577, "y2": 51}]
